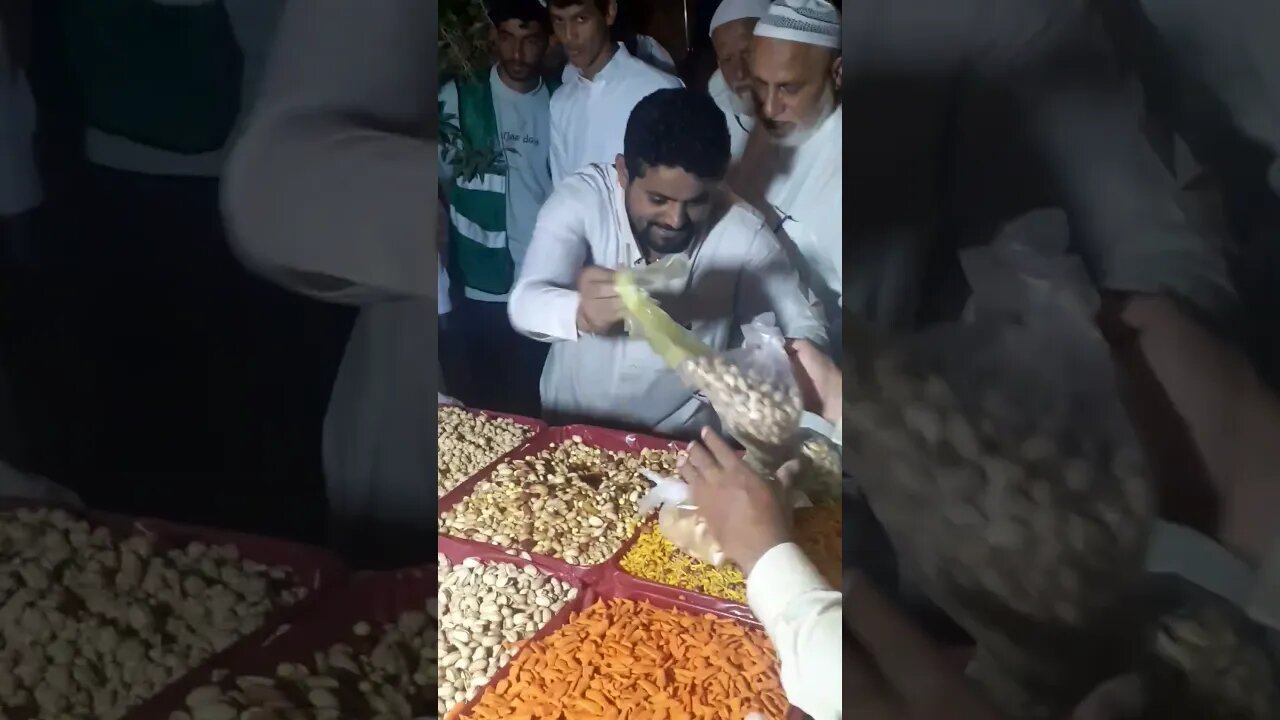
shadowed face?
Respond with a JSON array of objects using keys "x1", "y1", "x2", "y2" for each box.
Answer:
[
  {"x1": 494, "y1": 18, "x2": 549, "y2": 84},
  {"x1": 749, "y1": 35, "x2": 840, "y2": 147},
  {"x1": 616, "y1": 157, "x2": 717, "y2": 257},
  {"x1": 550, "y1": 0, "x2": 615, "y2": 72},
  {"x1": 712, "y1": 17, "x2": 759, "y2": 96}
]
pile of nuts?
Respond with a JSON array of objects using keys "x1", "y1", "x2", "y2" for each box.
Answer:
[
  {"x1": 171, "y1": 601, "x2": 438, "y2": 720},
  {"x1": 0, "y1": 507, "x2": 307, "y2": 720},
  {"x1": 842, "y1": 327, "x2": 1156, "y2": 719},
  {"x1": 437, "y1": 555, "x2": 577, "y2": 716},
  {"x1": 438, "y1": 406, "x2": 534, "y2": 496},
  {"x1": 681, "y1": 355, "x2": 802, "y2": 451},
  {"x1": 438, "y1": 438, "x2": 679, "y2": 565}
]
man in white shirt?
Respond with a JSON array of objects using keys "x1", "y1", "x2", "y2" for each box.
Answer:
[
  {"x1": 438, "y1": 0, "x2": 555, "y2": 416},
  {"x1": 547, "y1": 0, "x2": 682, "y2": 184},
  {"x1": 510, "y1": 87, "x2": 826, "y2": 437},
  {"x1": 731, "y1": 0, "x2": 845, "y2": 348},
  {"x1": 706, "y1": 0, "x2": 770, "y2": 161},
  {"x1": 224, "y1": 0, "x2": 434, "y2": 566}
]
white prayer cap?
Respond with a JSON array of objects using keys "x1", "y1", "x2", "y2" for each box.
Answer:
[
  {"x1": 709, "y1": 0, "x2": 772, "y2": 37},
  {"x1": 753, "y1": 0, "x2": 841, "y2": 50}
]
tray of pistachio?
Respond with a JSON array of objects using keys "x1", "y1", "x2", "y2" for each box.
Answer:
[
  {"x1": 151, "y1": 566, "x2": 435, "y2": 720},
  {"x1": 436, "y1": 535, "x2": 586, "y2": 717},
  {"x1": 437, "y1": 426, "x2": 684, "y2": 577},
  {"x1": 0, "y1": 503, "x2": 347, "y2": 720},
  {"x1": 437, "y1": 405, "x2": 545, "y2": 499}
]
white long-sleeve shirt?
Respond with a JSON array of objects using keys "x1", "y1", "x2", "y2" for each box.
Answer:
[
  {"x1": 747, "y1": 543, "x2": 843, "y2": 720},
  {"x1": 508, "y1": 163, "x2": 827, "y2": 437},
  {"x1": 733, "y1": 107, "x2": 845, "y2": 332},
  {"x1": 549, "y1": 44, "x2": 682, "y2": 185}
]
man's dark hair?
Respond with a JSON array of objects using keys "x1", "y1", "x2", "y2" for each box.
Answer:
[
  {"x1": 489, "y1": 0, "x2": 550, "y2": 30},
  {"x1": 547, "y1": 0, "x2": 610, "y2": 15},
  {"x1": 623, "y1": 88, "x2": 731, "y2": 181}
]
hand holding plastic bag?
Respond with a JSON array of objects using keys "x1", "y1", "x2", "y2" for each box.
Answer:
[
  {"x1": 636, "y1": 467, "x2": 810, "y2": 568},
  {"x1": 614, "y1": 255, "x2": 713, "y2": 368}
]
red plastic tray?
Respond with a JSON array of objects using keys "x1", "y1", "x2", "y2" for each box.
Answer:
[
  {"x1": 448, "y1": 570, "x2": 803, "y2": 720},
  {"x1": 438, "y1": 406, "x2": 547, "y2": 503},
  {"x1": 438, "y1": 425, "x2": 687, "y2": 578},
  {"x1": 437, "y1": 535, "x2": 591, "y2": 719},
  {"x1": 131, "y1": 565, "x2": 435, "y2": 719},
  {"x1": 0, "y1": 502, "x2": 350, "y2": 720}
]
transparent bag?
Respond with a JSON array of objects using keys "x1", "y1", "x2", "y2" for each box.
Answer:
[
  {"x1": 615, "y1": 255, "x2": 713, "y2": 369},
  {"x1": 678, "y1": 316, "x2": 805, "y2": 474},
  {"x1": 844, "y1": 212, "x2": 1157, "y2": 718},
  {"x1": 636, "y1": 469, "x2": 809, "y2": 568}
]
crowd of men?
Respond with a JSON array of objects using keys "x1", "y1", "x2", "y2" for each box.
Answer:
[{"x1": 437, "y1": 0, "x2": 842, "y2": 436}]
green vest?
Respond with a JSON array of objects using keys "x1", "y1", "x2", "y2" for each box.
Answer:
[{"x1": 446, "y1": 71, "x2": 559, "y2": 296}]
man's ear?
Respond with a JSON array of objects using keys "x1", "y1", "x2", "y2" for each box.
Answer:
[
  {"x1": 614, "y1": 154, "x2": 629, "y2": 188},
  {"x1": 831, "y1": 53, "x2": 843, "y2": 92},
  {"x1": 606, "y1": 0, "x2": 618, "y2": 26}
]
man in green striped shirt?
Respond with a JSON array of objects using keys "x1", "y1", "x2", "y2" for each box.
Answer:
[{"x1": 438, "y1": 0, "x2": 557, "y2": 417}]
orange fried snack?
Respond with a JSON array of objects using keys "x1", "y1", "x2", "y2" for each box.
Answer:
[{"x1": 460, "y1": 599, "x2": 789, "y2": 720}]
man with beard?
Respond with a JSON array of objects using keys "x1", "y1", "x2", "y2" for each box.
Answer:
[
  {"x1": 706, "y1": 0, "x2": 770, "y2": 161},
  {"x1": 438, "y1": 0, "x2": 555, "y2": 417},
  {"x1": 509, "y1": 88, "x2": 826, "y2": 436},
  {"x1": 547, "y1": 0, "x2": 681, "y2": 185},
  {"x1": 731, "y1": 0, "x2": 844, "y2": 348}
]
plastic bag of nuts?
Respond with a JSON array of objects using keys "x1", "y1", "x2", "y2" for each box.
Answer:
[
  {"x1": 842, "y1": 299, "x2": 1156, "y2": 717},
  {"x1": 679, "y1": 315, "x2": 805, "y2": 474}
]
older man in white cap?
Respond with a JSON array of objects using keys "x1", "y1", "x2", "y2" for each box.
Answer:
[
  {"x1": 706, "y1": 0, "x2": 771, "y2": 160},
  {"x1": 731, "y1": 0, "x2": 845, "y2": 347}
]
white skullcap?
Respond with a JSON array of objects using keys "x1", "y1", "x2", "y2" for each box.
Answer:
[
  {"x1": 753, "y1": 0, "x2": 841, "y2": 50},
  {"x1": 709, "y1": 0, "x2": 771, "y2": 36}
]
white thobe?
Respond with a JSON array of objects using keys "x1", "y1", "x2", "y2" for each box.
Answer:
[
  {"x1": 708, "y1": 68, "x2": 754, "y2": 162},
  {"x1": 733, "y1": 108, "x2": 846, "y2": 337},
  {"x1": 748, "y1": 543, "x2": 843, "y2": 720},
  {"x1": 550, "y1": 44, "x2": 682, "y2": 185},
  {"x1": 509, "y1": 163, "x2": 827, "y2": 438},
  {"x1": 223, "y1": 0, "x2": 435, "y2": 567}
]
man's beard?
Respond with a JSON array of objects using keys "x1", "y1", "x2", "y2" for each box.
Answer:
[
  {"x1": 767, "y1": 87, "x2": 836, "y2": 149},
  {"x1": 501, "y1": 60, "x2": 536, "y2": 82},
  {"x1": 631, "y1": 218, "x2": 696, "y2": 256}
]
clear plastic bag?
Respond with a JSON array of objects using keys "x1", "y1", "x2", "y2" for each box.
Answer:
[
  {"x1": 636, "y1": 468, "x2": 809, "y2": 568},
  {"x1": 679, "y1": 316, "x2": 805, "y2": 473},
  {"x1": 843, "y1": 213, "x2": 1157, "y2": 718},
  {"x1": 615, "y1": 256, "x2": 713, "y2": 369}
]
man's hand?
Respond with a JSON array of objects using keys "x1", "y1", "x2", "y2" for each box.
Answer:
[
  {"x1": 842, "y1": 570, "x2": 1146, "y2": 720},
  {"x1": 575, "y1": 266, "x2": 624, "y2": 335},
  {"x1": 785, "y1": 338, "x2": 843, "y2": 424},
  {"x1": 1099, "y1": 292, "x2": 1280, "y2": 565},
  {"x1": 843, "y1": 569, "x2": 1005, "y2": 719},
  {"x1": 678, "y1": 428, "x2": 790, "y2": 576}
]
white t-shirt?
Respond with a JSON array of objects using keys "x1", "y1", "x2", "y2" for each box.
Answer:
[
  {"x1": 438, "y1": 66, "x2": 553, "y2": 302},
  {"x1": 0, "y1": 24, "x2": 41, "y2": 216},
  {"x1": 508, "y1": 163, "x2": 827, "y2": 436},
  {"x1": 550, "y1": 44, "x2": 682, "y2": 185},
  {"x1": 84, "y1": 0, "x2": 286, "y2": 177}
]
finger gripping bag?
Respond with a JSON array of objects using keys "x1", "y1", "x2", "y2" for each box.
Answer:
[{"x1": 843, "y1": 217, "x2": 1159, "y2": 719}]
